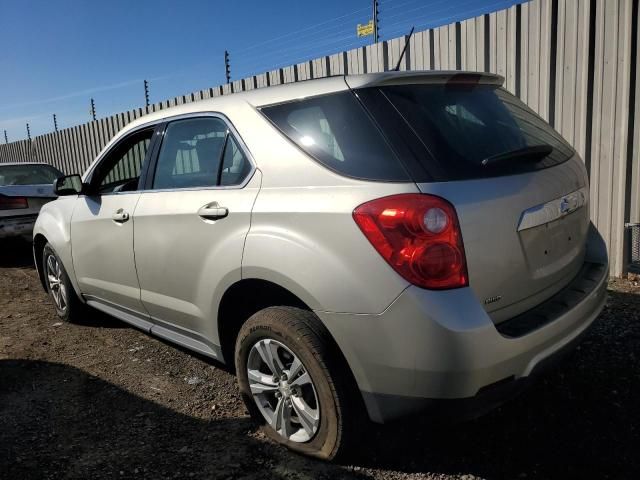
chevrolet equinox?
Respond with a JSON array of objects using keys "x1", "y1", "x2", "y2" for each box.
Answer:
[{"x1": 33, "y1": 71, "x2": 608, "y2": 459}]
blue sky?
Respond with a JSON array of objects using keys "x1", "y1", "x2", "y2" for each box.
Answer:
[{"x1": 0, "y1": 0, "x2": 521, "y2": 140}]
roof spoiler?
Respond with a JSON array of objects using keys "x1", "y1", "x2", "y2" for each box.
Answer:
[{"x1": 345, "y1": 71, "x2": 505, "y2": 89}]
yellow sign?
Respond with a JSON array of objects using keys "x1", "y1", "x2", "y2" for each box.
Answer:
[{"x1": 357, "y1": 19, "x2": 374, "y2": 37}]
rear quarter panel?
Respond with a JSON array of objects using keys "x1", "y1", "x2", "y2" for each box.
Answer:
[{"x1": 235, "y1": 105, "x2": 417, "y2": 314}]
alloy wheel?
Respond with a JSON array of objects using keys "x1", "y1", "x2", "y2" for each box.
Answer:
[
  {"x1": 46, "y1": 254, "x2": 67, "y2": 313},
  {"x1": 247, "y1": 338, "x2": 320, "y2": 443}
]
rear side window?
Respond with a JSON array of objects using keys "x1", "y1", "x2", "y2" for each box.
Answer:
[
  {"x1": 362, "y1": 84, "x2": 575, "y2": 182},
  {"x1": 152, "y1": 117, "x2": 251, "y2": 189},
  {"x1": 261, "y1": 92, "x2": 409, "y2": 181}
]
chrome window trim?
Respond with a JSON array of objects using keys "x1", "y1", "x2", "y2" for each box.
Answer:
[
  {"x1": 85, "y1": 112, "x2": 257, "y2": 196},
  {"x1": 136, "y1": 169, "x2": 257, "y2": 194}
]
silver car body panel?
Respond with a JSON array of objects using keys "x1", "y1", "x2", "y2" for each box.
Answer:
[
  {"x1": 133, "y1": 169, "x2": 262, "y2": 348},
  {"x1": 70, "y1": 193, "x2": 146, "y2": 314},
  {"x1": 32, "y1": 71, "x2": 608, "y2": 424},
  {"x1": 33, "y1": 195, "x2": 80, "y2": 293},
  {"x1": 417, "y1": 155, "x2": 591, "y2": 324},
  {"x1": 317, "y1": 231, "x2": 607, "y2": 422}
]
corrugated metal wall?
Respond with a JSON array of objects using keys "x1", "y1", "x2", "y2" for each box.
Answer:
[{"x1": 1, "y1": 0, "x2": 637, "y2": 276}]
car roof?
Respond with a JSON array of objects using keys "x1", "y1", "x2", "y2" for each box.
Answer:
[
  {"x1": 0, "y1": 162, "x2": 56, "y2": 167},
  {"x1": 84, "y1": 70, "x2": 503, "y2": 179},
  {"x1": 119, "y1": 70, "x2": 504, "y2": 135}
]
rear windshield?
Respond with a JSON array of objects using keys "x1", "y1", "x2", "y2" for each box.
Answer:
[
  {"x1": 260, "y1": 91, "x2": 409, "y2": 181},
  {"x1": 360, "y1": 84, "x2": 575, "y2": 182},
  {"x1": 0, "y1": 164, "x2": 63, "y2": 186}
]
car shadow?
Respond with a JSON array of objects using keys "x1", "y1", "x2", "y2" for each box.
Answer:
[
  {"x1": 0, "y1": 359, "x2": 366, "y2": 480},
  {"x1": 71, "y1": 306, "x2": 130, "y2": 329},
  {"x1": 346, "y1": 289, "x2": 640, "y2": 479},
  {"x1": 0, "y1": 238, "x2": 34, "y2": 268},
  {"x1": 3, "y1": 277, "x2": 638, "y2": 479}
]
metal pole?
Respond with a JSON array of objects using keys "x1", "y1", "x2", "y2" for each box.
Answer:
[
  {"x1": 224, "y1": 50, "x2": 231, "y2": 84},
  {"x1": 26, "y1": 123, "x2": 31, "y2": 140},
  {"x1": 373, "y1": 0, "x2": 379, "y2": 43},
  {"x1": 53, "y1": 114, "x2": 58, "y2": 132},
  {"x1": 3, "y1": 130, "x2": 7, "y2": 144},
  {"x1": 90, "y1": 98, "x2": 96, "y2": 120},
  {"x1": 144, "y1": 80, "x2": 150, "y2": 107}
]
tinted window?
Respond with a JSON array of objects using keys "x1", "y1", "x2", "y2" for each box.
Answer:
[
  {"x1": 153, "y1": 117, "x2": 249, "y2": 189},
  {"x1": 0, "y1": 164, "x2": 62, "y2": 186},
  {"x1": 261, "y1": 92, "x2": 409, "y2": 181},
  {"x1": 220, "y1": 136, "x2": 251, "y2": 186},
  {"x1": 97, "y1": 130, "x2": 152, "y2": 193},
  {"x1": 363, "y1": 84, "x2": 574, "y2": 182}
]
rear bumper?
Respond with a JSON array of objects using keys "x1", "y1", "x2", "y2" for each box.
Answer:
[
  {"x1": 0, "y1": 214, "x2": 37, "y2": 239},
  {"x1": 317, "y1": 232, "x2": 608, "y2": 423},
  {"x1": 359, "y1": 308, "x2": 597, "y2": 424}
]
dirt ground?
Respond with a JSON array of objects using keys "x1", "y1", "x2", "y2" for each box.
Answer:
[{"x1": 0, "y1": 238, "x2": 638, "y2": 480}]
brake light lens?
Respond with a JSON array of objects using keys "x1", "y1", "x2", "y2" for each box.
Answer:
[
  {"x1": 353, "y1": 194, "x2": 468, "y2": 289},
  {"x1": 0, "y1": 195, "x2": 28, "y2": 210}
]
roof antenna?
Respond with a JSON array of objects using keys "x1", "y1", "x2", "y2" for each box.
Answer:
[{"x1": 394, "y1": 26, "x2": 415, "y2": 71}]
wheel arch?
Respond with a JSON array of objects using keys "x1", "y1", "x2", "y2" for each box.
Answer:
[
  {"x1": 33, "y1": 233, "x2": 49, "y2": 292},
  {"x1": 32, "y1": 200, "x2": 82, "y2": 299},
  {"x1": 216, "y1": 277, "x2": 361, "y2": 400},
  {"x1": 217, "y1": 278, "x2": 310, "y2": 366}
]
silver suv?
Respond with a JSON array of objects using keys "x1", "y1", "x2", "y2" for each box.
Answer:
[{"x1": 34, "y1": 71, "x2": 608, "y2": 459}]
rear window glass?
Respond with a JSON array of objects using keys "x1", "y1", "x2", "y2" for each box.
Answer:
[
  {"x1": 365, "y1": 84, "x2": 574, "y2": 182},
  {"x1": 0, "y1": 164, "x2": 62, "y2": 186},
  {"x1": 261, "y1": 92, "x2": 409, "y2": 181}
]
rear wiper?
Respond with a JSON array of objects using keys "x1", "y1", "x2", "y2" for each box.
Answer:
[{"x1": 481, "y1": 145, "x2": 553, "y2": 167}]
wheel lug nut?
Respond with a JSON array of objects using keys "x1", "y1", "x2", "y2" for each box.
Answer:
[
  {"x1": 280, "y1": 374, "x2": 287, "y2": 381},
  {"x1": 275, "y1": 391, "x2": 282, "y2": 399}
]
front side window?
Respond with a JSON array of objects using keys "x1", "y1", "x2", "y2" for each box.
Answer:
[
  {"x1": 96, "y1": 129, "x2": 153, "y2": 193},
  {"x1": 152, "y1": 117, "x2": 250, "y2": 190}
]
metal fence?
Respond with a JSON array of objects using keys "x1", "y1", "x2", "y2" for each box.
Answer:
[
  {"x1": 627, "y1": 223, "x2": 640, "y2": 272},
  {"x1": 0, "y1": 0, "x2": 638, "y2": 277}
]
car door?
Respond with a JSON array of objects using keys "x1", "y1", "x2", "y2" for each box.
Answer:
[
  {"x1": 132, "y1": 115, "x2": 260, "y2": 357},
  {"x1": 71, "y1": 126, "x2": 157, "y2": 321}
]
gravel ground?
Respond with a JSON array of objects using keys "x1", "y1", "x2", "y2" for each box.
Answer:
[{"x1": 0, "y1": 238, "x2": 638, "y2": 480}]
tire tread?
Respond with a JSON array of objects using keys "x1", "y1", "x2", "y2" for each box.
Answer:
[{"x1": 235, "y1": 306, "x2": 364, "y2": 460}]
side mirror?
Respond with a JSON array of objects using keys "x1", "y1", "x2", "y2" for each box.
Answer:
[{"x1": 54, "y1": 174, "x2": 84, "y2": 196}]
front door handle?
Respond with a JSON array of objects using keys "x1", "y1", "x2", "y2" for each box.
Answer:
[
  {"x1": 198, "y1": 202, "x2": 229, "y2": 221},
  {"x1": 112, "y1": 209, "x2": 130, "y2": 223}
]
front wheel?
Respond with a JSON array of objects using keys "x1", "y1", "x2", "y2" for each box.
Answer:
[
  {"x1": 235, "y1": 306, "x2": 362, "y2": 460},
  {"x1": 42, "y1": 243, "x2": 84, "y2": 323}
]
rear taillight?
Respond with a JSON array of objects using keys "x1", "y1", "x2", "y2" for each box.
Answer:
[
  {"x1": 0, "y1": 196, "x2": 28, "y2": 210},
  {"x1": 353, "y1": 194, "x2": 468, "y2": 290}
]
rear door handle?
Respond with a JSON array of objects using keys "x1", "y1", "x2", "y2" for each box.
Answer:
[
  {"x1": 112, "y1": 209, "x2": 130, "y2": 223},
  {"x1": 198, "y1": 202, "x2": 228, "y2": 221}
]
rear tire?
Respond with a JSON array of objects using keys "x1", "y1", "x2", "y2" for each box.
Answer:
[
  {"x1": 235, "y1": 306, "x2": 362, "y2": 460},
  {"x1": 42, "y1": 243, "x2": 84, "y2": 323}
]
